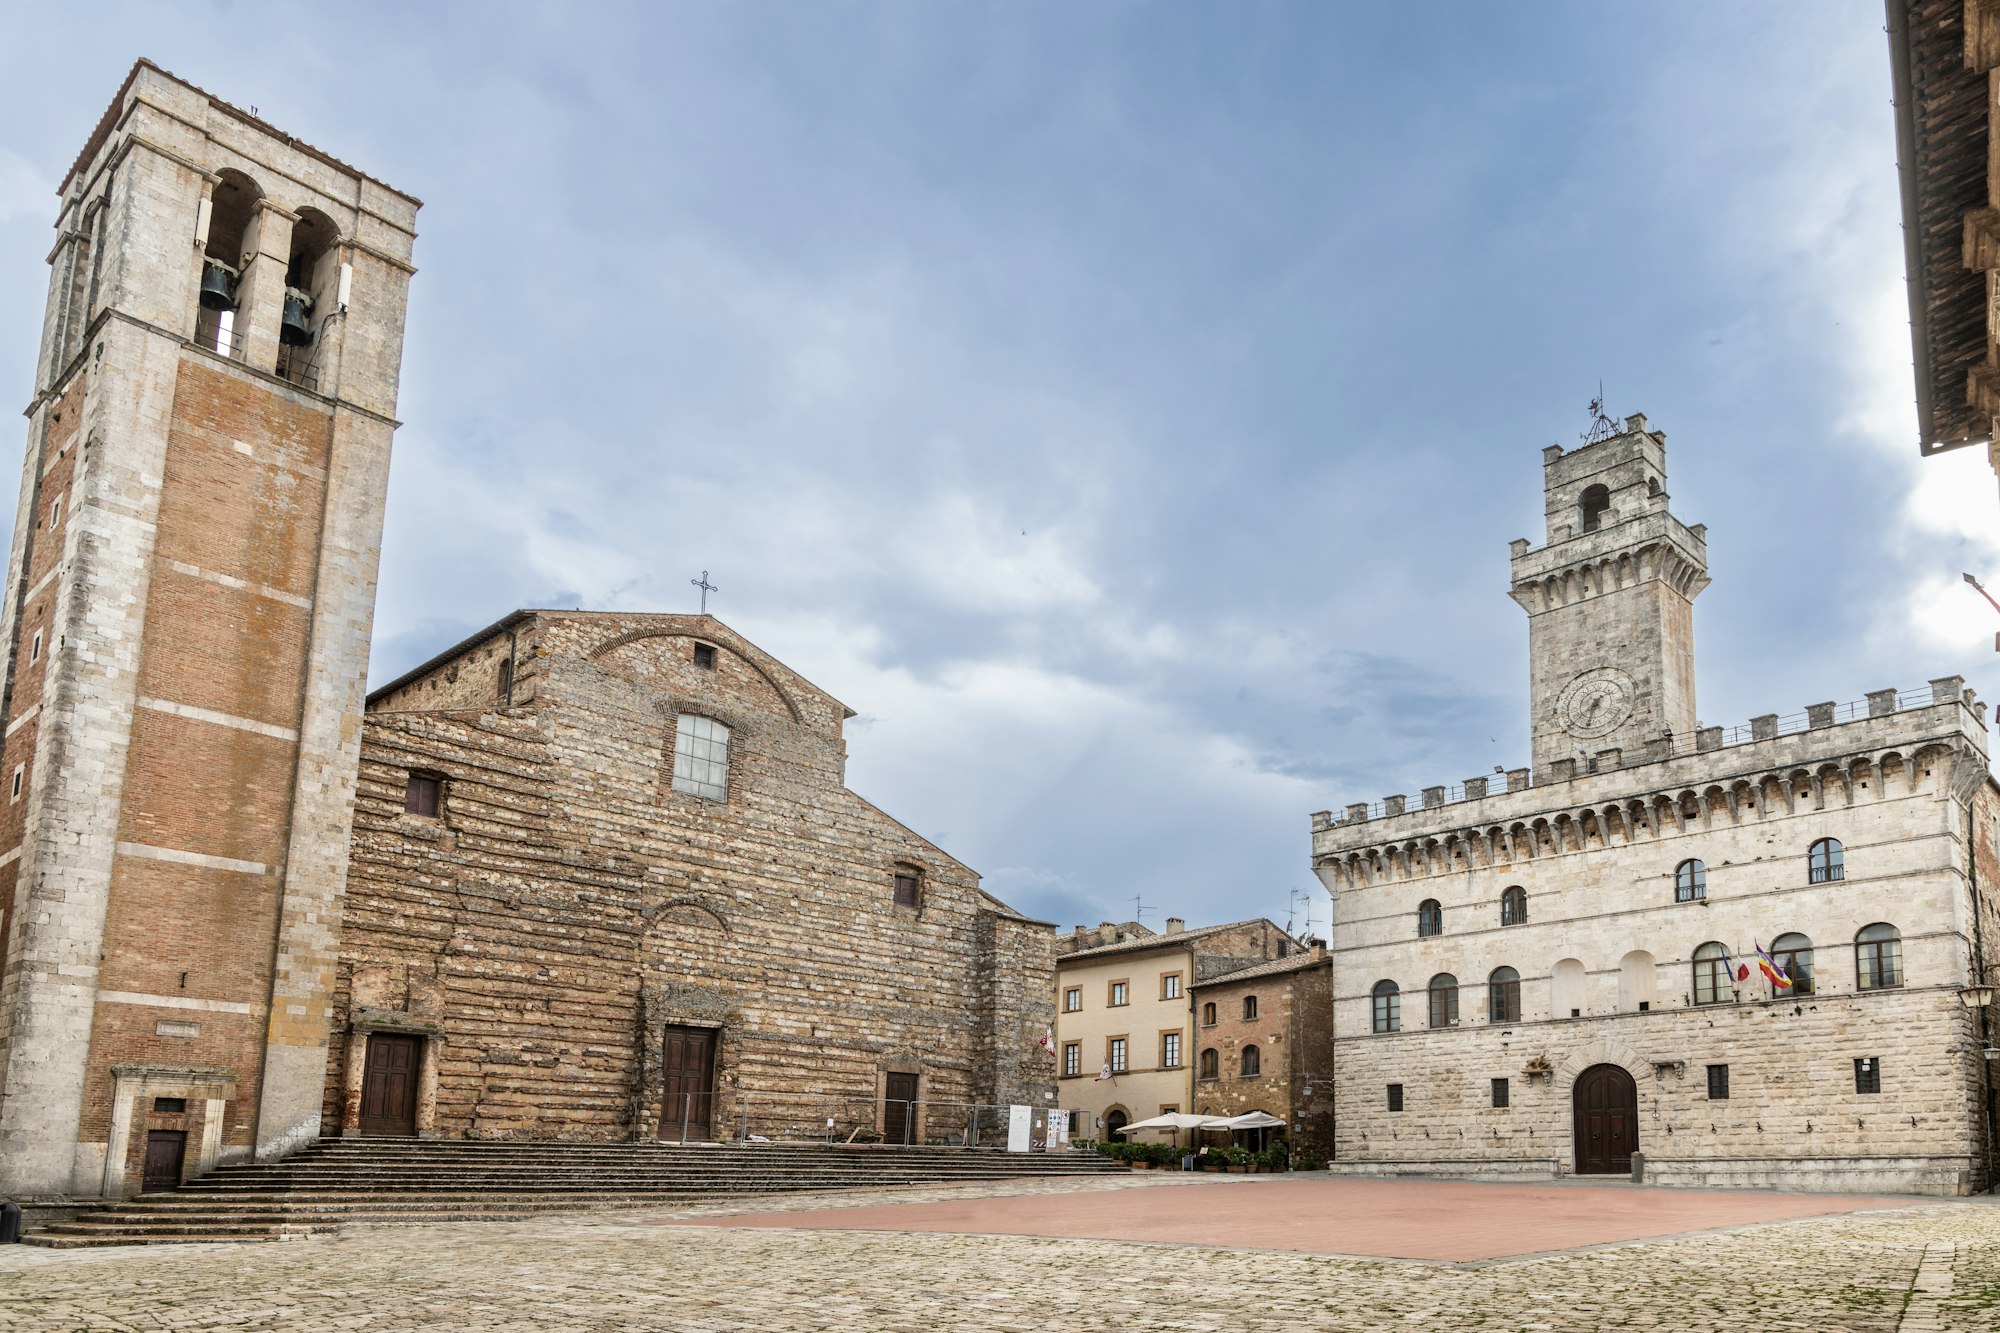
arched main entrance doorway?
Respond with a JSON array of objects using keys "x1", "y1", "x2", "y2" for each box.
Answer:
[
  {"x1": 1572, "y1": 1064, "x2": 1637, "y2": 1175},
  {"x1": 1103, "y1": 1108, "x2": 1129, "y2": 1140}
]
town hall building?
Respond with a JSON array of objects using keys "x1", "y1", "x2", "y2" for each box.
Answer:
[{"x1": 1312, "y1": 417, "x2": 2000, "y2": 1194}]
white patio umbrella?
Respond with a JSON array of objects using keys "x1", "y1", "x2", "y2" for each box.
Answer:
[
  {"x1": 1216, "y1": 1111, "x2": 1285, "y2": 1130},
  {"x1": 1118, "y1": 1112, "x2": 1233, "y2": 1134}
]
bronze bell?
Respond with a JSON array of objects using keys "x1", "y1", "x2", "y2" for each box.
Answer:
[
  {"x1": 198, "y1": 263, "x2": 235, "y2": 311},
  {"x1": 279, "y1": 293, "x2": 314, "y2": 346}
]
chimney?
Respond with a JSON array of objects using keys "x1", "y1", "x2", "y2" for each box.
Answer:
[
  {"x1": 1308, "y1": 937, "x2": 1327, "y2": 960},
  {"x1": 1165, "y1": 917, "x2": 1185, "y2": 934}
]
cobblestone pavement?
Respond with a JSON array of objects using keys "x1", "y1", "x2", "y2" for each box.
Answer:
[{"x1": 2, "y1": 1175, "x2": 1997, "y2": 1332}]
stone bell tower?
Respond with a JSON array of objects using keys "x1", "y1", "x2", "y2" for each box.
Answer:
[
  {"x1": 1508, "y1": 414, "x2": 1708, "y2": 778},
  {"x1": 0, "y1": 62, "x2": 418, "y2": 1195}
]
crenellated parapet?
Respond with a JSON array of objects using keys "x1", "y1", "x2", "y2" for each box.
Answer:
[{"x1": 1309, "y1": 678, "x2": 1987, "y2": 892}]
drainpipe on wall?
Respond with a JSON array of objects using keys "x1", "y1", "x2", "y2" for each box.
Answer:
[{"x1": 1958, "y1": 784, "x2": 1998, "y2": 1192}]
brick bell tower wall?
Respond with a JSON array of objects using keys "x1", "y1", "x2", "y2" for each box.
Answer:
[{"x1": 0, "y1": 62, "x2": 417, "y2": 1195}]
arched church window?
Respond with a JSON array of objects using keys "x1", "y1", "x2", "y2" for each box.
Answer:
[
  {"x1": 1674, "y1": 858, "x2": 1706, "y2": 903},
  {"x1": 195, "y1": 168, "x2": 262, "y2": 358},
  {"x1": 276, "y1": 207, "x2": 338, "y2": 385},
  {"x1": 1417, "y1": 899, "x2": 1443, "y2": 937}
]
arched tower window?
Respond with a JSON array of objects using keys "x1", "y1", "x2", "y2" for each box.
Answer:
[
  {"x1": 1771, "y1": 932, "x2": 1813, "y2": 995},
  {"x1": 1855, "y1": 923, "x2": 1903, "y2": 990},
  {"x1": 1427, "y1": 974, "x2": 1459, "y2": 1028},
  {"x1": 1199, "y1": 1048, "x2": 1219, "y2": 1080},
  {"x1": 1808, "y1": 838, "x2": 1844, "y2": 884},
  {"x1": 1200, "y1": 1001, "x2": 1216, "y2": 1026},
  {"x1": 1579, "y1": 484, "x2": 1611, "y2": 533},
  {"x1": 1417, "y1": 899, "x2": 1443, "y2": 938},
  {"x1": 1371, "y1": 980, "x2": 1400, "y2": 1033},
  {"x1": 277, "y1": 207, "x2": 339, "y2": 386},
  {"x1": 1500, "y1": 886, "x2": 1527, "y2": 926},
  {"x1": 1692, "y1": 941, "x2": 1733, "y2": 1005},
  {"x1": 1242, "y1": 995, "x2": 1258, "y2": 1020},
  {"x1": 1488, "y1": 967, "x2": 1520, "y2": 1023},
  {"x1": 1240, "y1": 1045, "x2": 1261, "y2": 1077},
  {"x1": 1674, "y1": 858, "x2": 1707, "y2": 903},
  {"x1": 195, "y1": 169, "x2": 262, "y2": 358}
]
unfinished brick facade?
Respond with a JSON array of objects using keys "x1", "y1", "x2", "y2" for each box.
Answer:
[
  {"x1": 327, "y1": 611, "x2": 1055, "y2": 1144},
  {"x1": 0, "y1": 63, "x2": 417, "y2": 1196}
]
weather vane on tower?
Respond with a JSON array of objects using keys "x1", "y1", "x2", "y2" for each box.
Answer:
[{"x1": 1582, "y1": 382, "x2": 1621, "y2": 445}]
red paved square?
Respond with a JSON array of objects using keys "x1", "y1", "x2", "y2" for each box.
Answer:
[{"x1": 669, "y1": 1176, "x2": 1921, "y2": 1261}]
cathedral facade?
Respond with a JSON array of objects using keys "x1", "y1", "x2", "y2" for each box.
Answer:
[{"x1": 1312, "y1": 419, "x2": 2000, "y2": 1194}]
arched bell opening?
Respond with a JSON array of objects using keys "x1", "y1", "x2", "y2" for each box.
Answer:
[
  {"x1": 195, "y1": 169, "x2": 263, "y2": 355},
  {"x1": 276, "y1": 207, "x2": 340, "y2": 386}
]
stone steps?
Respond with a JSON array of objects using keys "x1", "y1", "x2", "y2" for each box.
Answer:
[{"x1": 25, "y1": 1137, "x2": 1123, "y2": 1247}]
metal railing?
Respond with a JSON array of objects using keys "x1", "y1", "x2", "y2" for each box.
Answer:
[{"x1": 653, "y1": 1087, "x2": 1088, "y2": 1151}]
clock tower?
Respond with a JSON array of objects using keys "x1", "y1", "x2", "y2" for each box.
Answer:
[{"x1": 1508, "y1": 413, "x2": 1708, "y2": 777}]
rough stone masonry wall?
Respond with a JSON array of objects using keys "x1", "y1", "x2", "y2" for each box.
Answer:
[
  {"x1": 1192, "y1": 963, "x2": 1336, "y2": 1160},
  {"x1": 330, "y1": 612, "x2": 1053, "y2": 1141}
]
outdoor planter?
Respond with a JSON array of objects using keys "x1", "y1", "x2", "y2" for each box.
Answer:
[{"x1": 1229, "y1": 1165, "x2": 1247, "y2": 1173}]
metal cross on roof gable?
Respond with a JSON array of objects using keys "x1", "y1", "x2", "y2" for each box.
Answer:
[{"x1": 690, "y1": 570, "x2": 718, "y2": 614}]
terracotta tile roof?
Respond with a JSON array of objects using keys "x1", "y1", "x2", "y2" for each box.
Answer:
[
  {"x1": 1061, "y1": 917, "x2": 1296, "y2": 962},
  {"x1": 1195, "y1": 952, "x2": 1328, "y2": 986}
]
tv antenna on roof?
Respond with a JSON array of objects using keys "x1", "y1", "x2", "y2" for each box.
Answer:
[
  {"x1": 1129, "y1": 894, "x2": 1153, "y2": 924},
  {"x1": 1582, "y1": 382, "x2": 1621, "y2": 445}
]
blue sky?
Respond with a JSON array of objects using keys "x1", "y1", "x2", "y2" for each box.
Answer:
[{"x1": 1, "y1": 2, "x2": 1994, "y2": 936}]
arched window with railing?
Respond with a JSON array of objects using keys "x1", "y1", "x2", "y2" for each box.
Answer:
[
  {"x1": 1371, "y1": 980, "x2": 1400, "y2": 1033},
  {"x1": 1427, "y1": 974, "x2": 1458, "y2": 1029},
  {"x1": 1855, "y1": 923, "x2": 1902, "y2": 990},
  {"x1": 1809, "y1": 838, "x2": 1844, "y2": 884},
  {"x1": 1500, "y1": 886, "x2": 1527, "y2": 926},
  {"x1": 1488, "y1": 967, "x2": 1520, "y2": 1023},
  {"x1": 1674, "y1": 858, "x2": 1706, "y2": 903},
  {"x1": 1417, "y1": 899, "x2": 1443, "y2": 938}
]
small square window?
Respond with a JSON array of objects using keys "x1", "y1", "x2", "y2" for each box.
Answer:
[
  {"x1": 1707, "y1": 1064, "x2": 1729, "y2": 1099},
  {"x1": 153, "y1": 1096, "x2": 188, "y2": 1114},
  {"x1": 693, "y1": 643, "x2": 716, "y2": 670},
  {"x1": 404, "y1": 773, "x2": 441, "y2": 818},
  {"x1": 1387, "y1": 1083, "x2": 1404, "y2": 1112},
  {"x1": 1855, "y1": 1057, "x2": 1881, "y2": 1095},
  {"x1": 1638, "y1": 1001, "x2": 1650, "y2": 1013},
  {"x1": 1491, "y1": 1077, "x2": 1509, "y2": 1109},
  {"x1": 893, "y1": 872, "x2": 919, "y2": 908},
  {"x1": 1063, "y1": 987, "x2": 1082, "y2": 1013}
]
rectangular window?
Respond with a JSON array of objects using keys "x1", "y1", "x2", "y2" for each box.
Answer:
[
  {"x1": 29, "y1": 629, "x2": 40, "y2": 663},
  {"x1": 9, "y1": 764, "x2": 22, "y2": 802},
  {"x1": 403, "y1": 773, "x2": 440, "y2": 818},
  {"x1": 152, "y1": 1097, "x2": 187, "y2": 1114},
  {"x1": 671, "y1": 714, "x2": 731, "y2": 800},
  {"x1": 1108, "y1": 1037, "x2": 1128, "y2": 1073},
  {"x1": 1161, "y1": 972, "x2": 1182, "y2": 1001},
  {"x1": 1387, "y1": 1083, "x2": 1404, "y2": 1112},
  {"x1": 1707, "y1": 1064, "x2": 1729, "y2": 1100},
  {"x1": 50, "y1": 495, "x2": 61, "y2": 527},
  {"x1": 1159, "y1": 1104, "x2": 1178, "y2": 1116},
  {"x1": 1854, "y1": 1057, "x2": 1881, "y2": 1095},
  {"x1": 1160, "y1": 1031, "x2": 1181, "y2": 1069},
  {"x1": 1063, "y1": 987, "x2": 1082, "y2": 1013},
  {"x1": 1638, "y1": 1001, "x2": 1650, "y2": 1012},
  {"x1": 1491, "y1": 1077, "x2": 1509, "y2": 1109},
  {"x1": 1062, "y1": 1042, "x2": 1081, "y2": 1077},
  {"x1": 893, "y1": 872, "x2": 919, "y2": 908},
  {"x1": 1108, "y1": 980, "x2": 1129, "y2": 1007},
  {"x1": 693, "y1": 642, "x2": 716, "y2": 670}
]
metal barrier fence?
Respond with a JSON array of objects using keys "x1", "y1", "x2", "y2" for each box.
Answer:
[{"x1": 653, "y1": 1088, "x2": 1087, "y2": 1150}]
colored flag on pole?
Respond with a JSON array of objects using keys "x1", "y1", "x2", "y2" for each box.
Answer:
[
  {"x1": 1038, "y1": 1024, "x2": 1057, "y2": 1058},
  {"x1": 1096, "y1": 1063, "x2": 1114, "y2": 1081},
  {"x1": 1753, "y1": 940, "x2": 1793, "y2": 989}
]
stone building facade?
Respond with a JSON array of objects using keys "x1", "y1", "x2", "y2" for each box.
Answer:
[
  {"x1": 1311, "y1": 417, "x2": 2000, "y2": 1195},
  {"x1": 0, "y1": 62, "x2": 417, "y2": 1197},
  {"x1": 327, "y1": 610, "x2": 1055, "y2": 1146},
  {"x1": 1190, "y1": 949, "x2": 1335, "y2": 1160},
  {"x1": 1053, "y1": 918, "x2": 1300, "y2": 1140}
]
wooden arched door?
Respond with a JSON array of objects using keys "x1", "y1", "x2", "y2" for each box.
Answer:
[{"x1": 1572, "y1": 1063, "x2": 1637, "y2": 1174}]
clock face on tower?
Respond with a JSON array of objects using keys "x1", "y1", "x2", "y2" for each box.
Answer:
[{"x1": 1556, "y1": 668, "x2": 1635, "y2": 739}]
